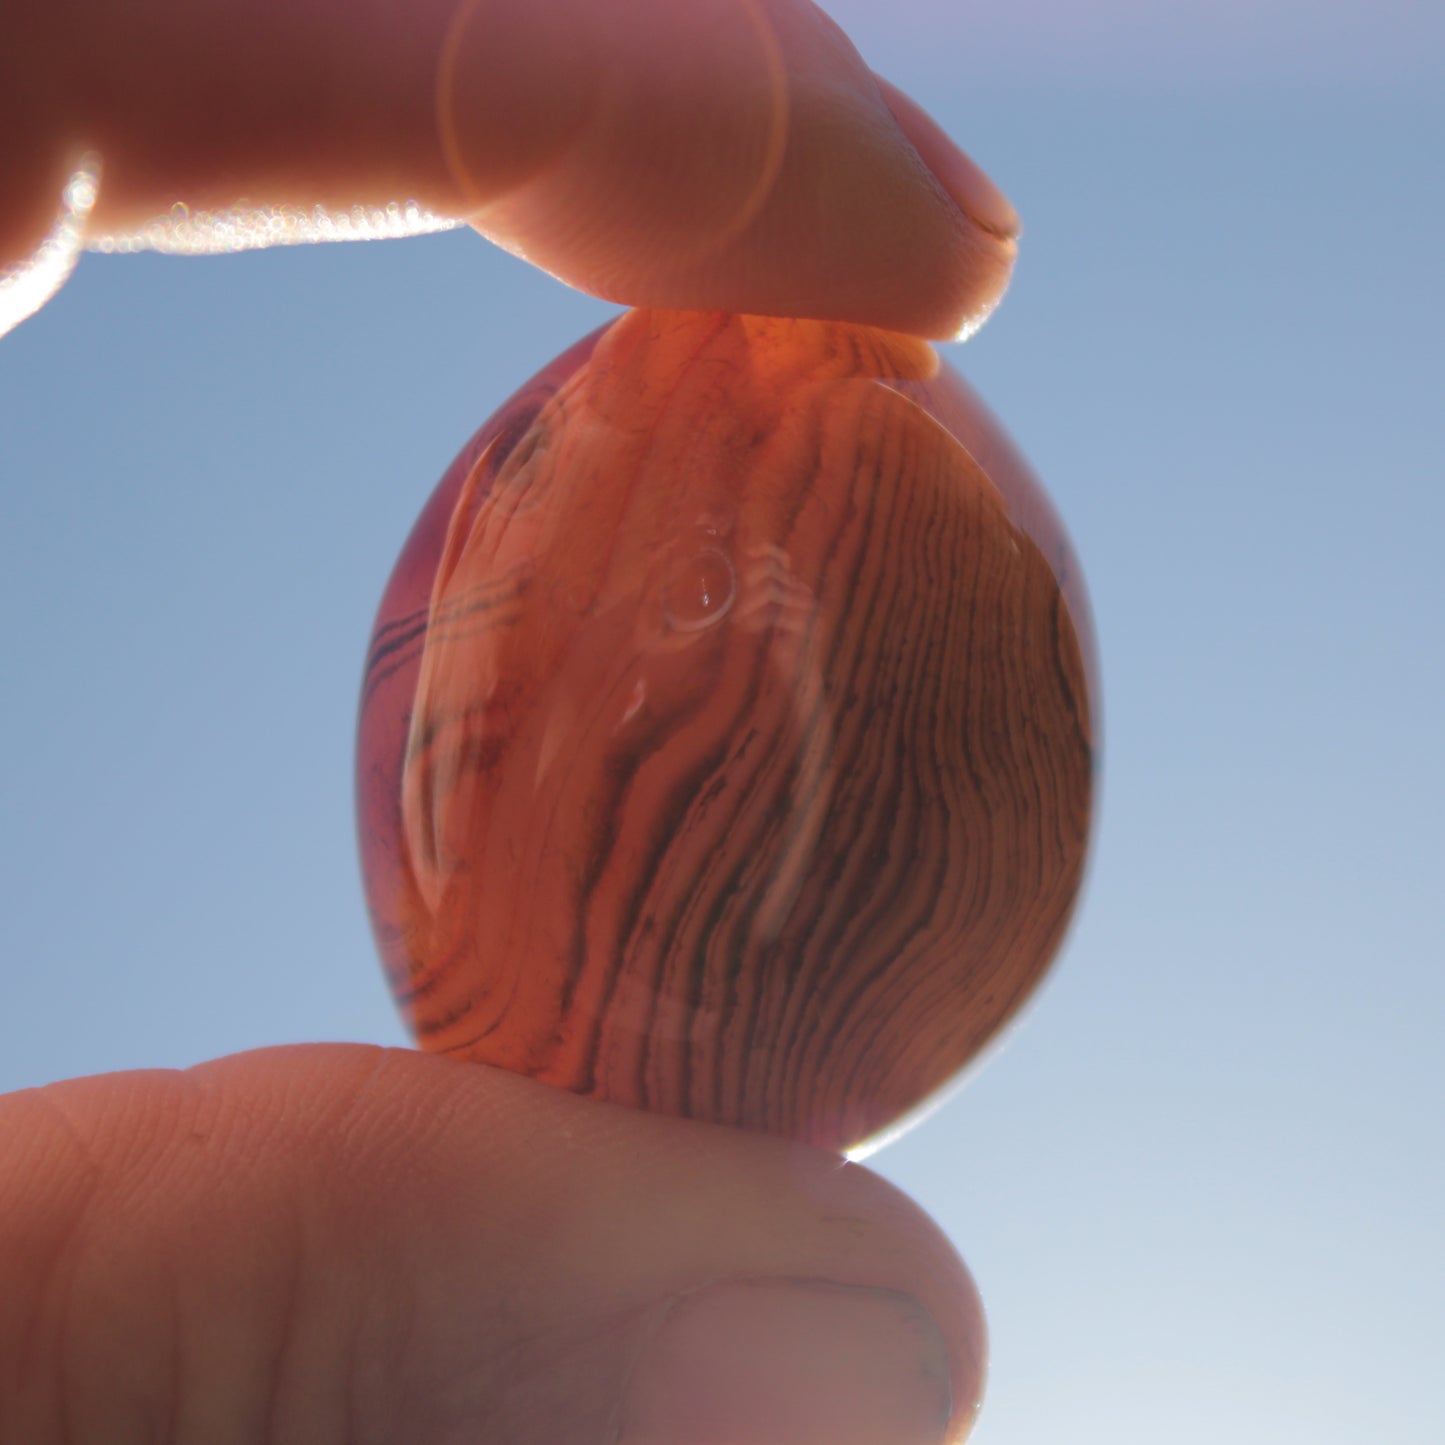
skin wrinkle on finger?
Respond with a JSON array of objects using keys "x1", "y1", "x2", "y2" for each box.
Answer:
[
  {"x1": 3, "y1": 1092, "x2": 154, "y2": 1442},
  {"x1": 158, "y1": 1077, "x2": 382, "y2": 1445},
  {"x1": 0, "y1": 1097, "x2": 93, "y2": 1440},
  {"x1": 5, "y1": 1069, "x2": 338, "y2": 1443},
  {"x1": 183, "y1": 1050, "x2": 435, "y2": 1441}
]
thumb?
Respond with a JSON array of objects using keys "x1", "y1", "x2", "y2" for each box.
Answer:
[{"x1": 0, "y1": 1044, "x2": 985, "y2": 1444}]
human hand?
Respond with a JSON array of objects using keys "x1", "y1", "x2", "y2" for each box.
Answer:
[
  {"x1": 1, "y1": 0, "x2": 1017, "y2": 340},
  {"x1": 1, "y1": 1047, "x2": 985, "y2": 1442},
  {"x1": 1, "y1": 3, "x2": 1007, "y2": 1440}
]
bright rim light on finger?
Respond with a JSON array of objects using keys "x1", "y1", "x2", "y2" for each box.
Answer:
[
  {"x1": 951, "y1": 281, "x2": 1008, "y2": 345},
  {"x1": 88, "y1": 200, "x2": 460, "y2": 256},
  {"x1": 0, "y1": 156, "x2": 101, "y2": 339}
]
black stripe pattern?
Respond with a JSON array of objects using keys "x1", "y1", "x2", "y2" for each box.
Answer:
[{"x1": 356, "y1": 310, "x2": 1094, "y2": 1152}]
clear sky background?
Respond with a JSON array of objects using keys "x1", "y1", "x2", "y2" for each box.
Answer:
[{"x1": 2, "y1": 3, "x2": 1441, "y2": 1442}]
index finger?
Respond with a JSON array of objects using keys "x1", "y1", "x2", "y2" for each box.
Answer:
[{"x1": 3, "y1": 0, "x2": 1017, "y2": 339}]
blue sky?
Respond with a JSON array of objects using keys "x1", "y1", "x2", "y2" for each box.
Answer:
[
  {"x1": 1, "y1": 4, "x2": 1441, "y2": 1442},
  {"x1": 823, "y1": 0, "x2": 1445, "y2": 87}
]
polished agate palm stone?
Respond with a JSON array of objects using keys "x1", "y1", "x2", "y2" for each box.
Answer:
[{"x1": 357, "y1": 309, "x2": 1094, "y2": 1152}]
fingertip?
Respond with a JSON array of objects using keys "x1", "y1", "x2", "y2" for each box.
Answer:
[
  {"x1": 452, "y1": 0, "x2": 1017, "y2": 341},
  {"x1": 870, "y1": 74, "x2": 1019, "y2": 242}
]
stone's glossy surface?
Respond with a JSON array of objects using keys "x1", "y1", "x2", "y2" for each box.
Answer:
[{"x1": 357, "y1": 310, "x2": 1095, "y2": 1153}]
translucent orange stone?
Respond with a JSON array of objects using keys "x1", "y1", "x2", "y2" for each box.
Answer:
[{"x1": 356, "y1": 310, "x2": 1095, "y2": 1152}]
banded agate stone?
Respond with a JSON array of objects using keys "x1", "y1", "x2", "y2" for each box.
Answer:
[{"x1": 357, "y1": 309, "x2": 1094, "y2": 1153}]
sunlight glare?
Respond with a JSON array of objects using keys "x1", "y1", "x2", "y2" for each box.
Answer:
[
  {"x1": 88, "y1": 200, "x2": 459, "y2": 256},
  {"x1": 0, "y1": 155, "x2": 100, "y2": 339}
]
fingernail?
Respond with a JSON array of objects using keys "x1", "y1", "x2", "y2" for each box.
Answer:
[
  {"x1": 872, "y1": 75, "x2": 1020, "y2": 240},
  {"x1": 617, "y1": 1277, "x2": 953, "y2": 1445}
]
